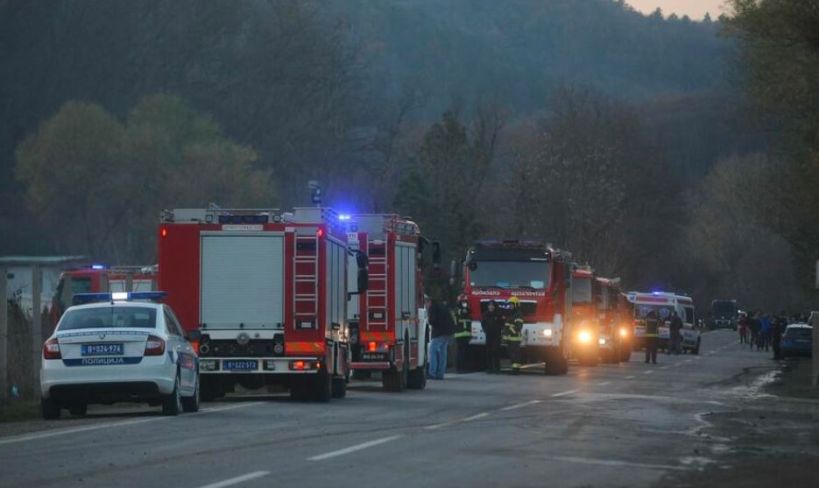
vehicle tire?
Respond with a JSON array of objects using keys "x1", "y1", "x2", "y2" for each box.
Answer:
[
  {"x1": 331, "y1": 376, "x2": 347, "y2": 399},
  {"x1": 289, "y1": 382, "x2": 309, "y2": 401},
  {"x1": 182, "y1": 374, "x2": 200, "y2": 413},
  {"x1": 382, "y1": 367, "x2": 404, "y2": 392},
  {"x1": 620, "y1": 347, "x2": 631, "y2": 362},
  {"x1": 547, "y1": 355, "x2": 568, "y2": 375},
  {"x1": 162, "y1": 370, "x2": 183, "y2": 416},
  {"x1": 311, "y1": 370, "x2": 332, "y2": 403},
  {"x1": 42, "y1": 397, "x2": 61, "y2": 420},
  {"x1": 407, "y1": 365, "x2": 427, "y2": 389},
  {"x1": 692, "y1": 339, "x2": 701, "y2": 355},
  {"x1": 69, "y1": 403, "x2": 87, "y2": 417}
]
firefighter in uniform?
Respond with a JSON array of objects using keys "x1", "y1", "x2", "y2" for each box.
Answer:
[
  {"x1": 454, "y1": 294, "x2": 472, "y2": 373},
  {"x1": 644, "y1": 310, "x2": 659, "y2": 364},
  {"x1": 502, "y1": 296, "x2": 524, "y2": 372}
]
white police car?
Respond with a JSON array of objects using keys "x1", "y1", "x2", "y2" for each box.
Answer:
[{"x1": 40, "y1": 292, "x2": 199, "y2": 419}]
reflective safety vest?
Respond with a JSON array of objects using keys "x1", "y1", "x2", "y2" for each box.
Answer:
[
  {"x1": 502, "y1": 305, "x2": 524, "y2": 343},
  {"x1": 644, "y1": 318, "x2": 660, "y2": 337},
  {"x1": 454, "y1": 303, "x2": 472, "y2": 339}
]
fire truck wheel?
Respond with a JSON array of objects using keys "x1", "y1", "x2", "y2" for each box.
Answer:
[
  {"x1": 311, "y1": 370, "x2": 332, "y2": 403},
  {"x1": 545, "y1": 356, "x2": 568, "y2": 375},
  {"x1": 331, "y1": 376, "x2": 347, "y2": 399},
  {"x1": 407, "y1": 364, "x2": 427, "y2": 389}
]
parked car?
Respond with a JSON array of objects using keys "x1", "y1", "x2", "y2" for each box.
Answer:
[
  {"x1": 40, "y1": 292, "x2": 199, "y2": 419},
  {"x1": 780, "y1": 323, "x2": 813, "y2": 358}
]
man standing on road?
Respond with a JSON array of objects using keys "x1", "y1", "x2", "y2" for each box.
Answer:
[
  {"x1": 502, "y1": 297, "x2": 524, "y2": 373},
  {"x1": 670, "y1": 311, "x2": 683, "y2": 355},
  {"x1": 427, "y1": 297, "x2": 455, "y2": 380},
  {"x1": 771, "y1": 312, "x2": 787, "y2": 360},
  {"x1": 482, "y1": 300, "x2": 504, "y2": 374},
  {"x1": 644, "y1": 310, "x2": 659, "y2": 364},
  {"x1": 749, "y1": 312, "x2": 761, "y2": 350},
  {"x1": 454, "y1": 294, "x2": 473, "y2": 374}
]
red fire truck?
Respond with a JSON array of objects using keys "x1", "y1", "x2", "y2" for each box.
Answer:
[
  {"x1": 50, "y1": 265, "x2": 157, "y2": 327},
  {"x1": 594, "y1": 276, "x2": 631, "y2": 362},
  {"x1": 345, "y1": 214, "x2": 430, "y2": 391},
  {"x1": 158, "y1": 206, "x2": 362, "y2": 402},
  {"x1": 570, "y1": 265, "x2": 600, "y2": 366},
  {"x1": 458, "y1": 240, "x2": 573, "y2": 374}
]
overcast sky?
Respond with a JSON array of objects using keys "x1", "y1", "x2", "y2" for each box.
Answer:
[{"x1": 626, "y1": 0, "x2": 728, "y2": 19}]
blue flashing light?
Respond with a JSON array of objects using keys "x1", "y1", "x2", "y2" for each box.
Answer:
[
  {"x1": 91, "y1": 264, "x2": 105, "y2": 270},
  {"x1": 73, "y1": 291, "x2": 167, "y2": 305},
  {"x1": 652, "y1": 291, "x2": 662, "y2": 296},
  {"x1": 338, "y1": 214, "x2": 352, "y2": 221}
]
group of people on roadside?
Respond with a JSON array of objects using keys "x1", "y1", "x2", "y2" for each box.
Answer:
[
  {"x1": 425, "y1": 295, "x2": 523, "y2": 379},
  {"x1": 737, "y1": 311, "x2": 798, "y2": 360}
]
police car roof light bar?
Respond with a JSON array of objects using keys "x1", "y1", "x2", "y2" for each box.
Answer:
[{"x1": 72, "y1": 291, "x2": 167, "y2": 305}]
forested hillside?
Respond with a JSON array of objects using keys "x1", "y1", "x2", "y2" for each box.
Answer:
[{"x1": 1, "y1": 0, "x2": 810, "y2": 310}]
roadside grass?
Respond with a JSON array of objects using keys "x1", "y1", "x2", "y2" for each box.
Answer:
[{"x1": 0, "y1": 400, "x2": 40, "y2": 422}]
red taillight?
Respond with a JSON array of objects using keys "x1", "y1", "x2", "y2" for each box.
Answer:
[
  {"x1": 367, "y1": 341, "x2": 377, "y2": 352},
  {"x1": 289, "y1": 360, "x2": 320, "y2": 371},
  {"x1": 144, "y1": 335, "x2": 165, "y2": 356},
  {"x1": 43, "y1": 338, "x2": 61, "y2": 360},
  {"x1": 316, "y1": 228, "x2": 324, "y2": 238},
  {"x1": 160, "y1": 228, "x2": 168, "y2": 238}
]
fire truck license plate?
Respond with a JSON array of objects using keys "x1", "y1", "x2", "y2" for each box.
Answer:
[
  {"x1": 223, "y1": 360, "x2": 258, "y2": 371},
  {"x1": 81, "y1": 344, "x2": 124, "y2": 356}
]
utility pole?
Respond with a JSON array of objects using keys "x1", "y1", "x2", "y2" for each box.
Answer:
[
  {"x1": 0, "y1": 265, "x2": 7, "y2": 403},
  {"x1": 31, "y1": 265, "x2": 42, "y2": 393}
]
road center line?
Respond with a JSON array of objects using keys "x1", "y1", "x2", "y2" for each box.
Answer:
[
  {"x1": 198, "y1": 471, "x2": 270, "y2": 488},
  {"x1": 0, "y1": 401, "x2": 262, "y2": 446},
  {"x1": 598, "y1": 381, "x2": 611, "y2": 386},
  {"x1": 644, "y1": 370, "x2": 654, "y2": 374},
  {"x1": 500, "y1": 400, "x2": 542, "y2": 411},
  {"x1": 625, "y1": 375, "x2": 635, "y2": 379},
  {"x1": 551, "y1": 389, "x2": 578, "y2": 398},
  {"x1": 308, "y1": 435, "x2": 402, "y2": 461},
  {"x1": 462, "y1": 412, "x2": 490, "y2": 422}
]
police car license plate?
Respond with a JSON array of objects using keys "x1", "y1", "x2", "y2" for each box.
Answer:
[
  {"x1": 223, "y1": 360, "x2": 258, "y2": 371},
  {"x1": 81, "y1": 344, "x2": 124, "y2": 356}
]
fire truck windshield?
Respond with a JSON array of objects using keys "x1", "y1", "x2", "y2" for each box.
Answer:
[
  {"x1": 469, "y1": 260, "x2": 550, "y2": 290},
  {"x1": 572, "y1": 277, "x2": 592, "y2": 304}
]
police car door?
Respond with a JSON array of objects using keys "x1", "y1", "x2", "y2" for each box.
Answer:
[{"x1": 164, "y1": 307, "x2": 197, "y2": 394}]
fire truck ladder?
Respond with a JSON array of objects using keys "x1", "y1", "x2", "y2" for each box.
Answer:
[
  {"x1": 366, "y1": 242, "x2": 388, "y2": 332},
  {"x1": 294, "y1": 233, "x2": 319, "y2": 328}
]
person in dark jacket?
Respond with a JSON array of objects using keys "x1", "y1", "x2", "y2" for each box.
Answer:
[
  {"x1": 749, "y1": 312, "x2": 761, "y2": 350},
  {"x1": 427, "y1": 298, "x2": 455, "y2": 380},
  {"x1": 644, "y1": 310, "x2": 660, "y2": 364},
  {"x1": 669, "y1": 311, "x2": 683, "y2": 355},
  {"x1": 454, "y1": 295, "x2": 473, "y2": 373},
  {"x1": 771, "y1": 312, "x2": 787, "y2": 359},
  {"x1": 482, "y1": 300, "x2": 504, "y2": 374}
]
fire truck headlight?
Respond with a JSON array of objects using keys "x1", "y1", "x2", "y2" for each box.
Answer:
[
  {"x1": 619, "y1": 327, "x2": 629, "y2": 338},
  {"x1": 598, "y1": 337, "x2": 607, "y2": 345},
  {"x1": 542, "y1": 329, "x2": 553, "y2": 338},
  {"x1": 578, "y1": 330, "x2": 592, "y2": 343}
]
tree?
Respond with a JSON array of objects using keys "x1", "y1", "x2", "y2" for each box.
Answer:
[{"x1": 16, "y1": 95, "x2": 273, "y2": 263}]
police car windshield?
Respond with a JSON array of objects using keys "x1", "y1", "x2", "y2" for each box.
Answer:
[
  {"x1": 59, "y1": 307, "x2": 157, "y2": 331},
  {"x1": 470, "y1": 260, "x2": 550, "y2": 290}
]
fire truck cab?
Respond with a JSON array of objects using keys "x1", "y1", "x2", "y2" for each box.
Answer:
[
  {"x1": 345, "y1": 214, "x2": 429, "y2": 391},
  {"x1": 570, "y1": 265, "x2": 600, "y2": 366},
  {"x1": 50, "y1": 265, "x2": 157, "y2": 328},
  {"x1": 595, "y1": 276, "x2": 630, "y2": 363},
  {"x1": 460, "y1": 240, "x2": 572, "y2": 375},
  {"x1": 158, "y1": 206, "x2": 358, "y2": 402}
]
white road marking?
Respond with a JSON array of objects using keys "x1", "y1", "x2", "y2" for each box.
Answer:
[
  {"x1": 659, "y1": 366, "x2": 669, "y2": 370},
  {"x1": 598, "y1": 381, "x2": 611, "y2": 386},
  {"x1": 500, "y1": 400, "x2": 542, "y2": 411},
  {"x1": 308, "y1": 435, "x2": 402, "y2": 461},
  {"x1": 625, "y1": 375, "x2": 635, "y2": 379},
  {"x1": 462, "y1": 412, "x2": 489, "y2": 422},
  {"x1": 424, "y1": 422, "x2": 451, "y2": 430},
  {"x1": 551, "y1": 389, "x2": 578, "y2": 398},
  {"x1": 549, "y1": 455, "x2": 687, "y2": 471},
  {"x1": 644, "y1": 370, "x2": 654, "y2": 375},
  {"x1": 198, "y1": 471, "x2": 270, "y2": 488},
  {"x1": 0, "y1": 402, "x2": 262, "y2": 446}
]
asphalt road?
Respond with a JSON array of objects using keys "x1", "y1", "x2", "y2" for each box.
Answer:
[{"x1": 1, "y1": 330, "x2": 816, "y2": 488}]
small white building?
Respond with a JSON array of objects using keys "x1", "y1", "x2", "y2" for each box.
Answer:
[{"x1": 1, "y1": 256, "x2": 86, "y2": 317}]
